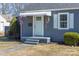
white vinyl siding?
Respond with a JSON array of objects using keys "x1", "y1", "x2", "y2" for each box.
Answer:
[
  {"x1": 69, "y1": 13, "x2": 74, "y2": 29},
  {"x1": 53, "y1": 14, "x2": 58, "y2": 28},
  {"x1": 0, "y1": 22, "x2": 4, "y2": 32}
]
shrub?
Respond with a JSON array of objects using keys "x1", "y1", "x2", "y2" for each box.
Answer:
[
  {"x1": 64, "y1": 32, "x2": 79, "y2": 46},
  {"x1": 8, "y1": 17, "x2": 20, "y2": 41}
]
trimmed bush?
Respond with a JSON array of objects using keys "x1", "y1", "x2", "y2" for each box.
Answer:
[{"x1": 64, "y1": 32, "x2": 79, "y2": 46}]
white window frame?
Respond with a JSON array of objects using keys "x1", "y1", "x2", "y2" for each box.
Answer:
[{"x1": 58, "y1": 12, "x2": 69, "y2": 30}]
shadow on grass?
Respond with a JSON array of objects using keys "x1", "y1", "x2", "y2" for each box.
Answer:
[
  {"x1": 50, "y1": 41, "x2": 74, "y2": 47},
  {"x1": 0, "y1": 36, "x2": 20, "y2": 42},
  {"x1": 53, "y1": 41, "x2": 79, "y2": 47}
]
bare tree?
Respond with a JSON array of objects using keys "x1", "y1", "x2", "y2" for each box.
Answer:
[{"x1": 1, "y1": 3, "x2": 19, "y2": 16}]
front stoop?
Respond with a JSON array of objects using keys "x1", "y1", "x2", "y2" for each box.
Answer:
[{"x1": 21, "y1": 37, "x2": 51, "y2": 44}]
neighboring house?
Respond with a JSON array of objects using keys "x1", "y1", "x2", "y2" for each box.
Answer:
[
  {"x1": 0, "y1": 14, "x2": 11, "y2": 36},
  {"x1": 18, "y1": 3, "x2": 79, "y2": 43}
]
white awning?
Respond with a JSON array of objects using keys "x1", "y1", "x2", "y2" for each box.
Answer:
[{"x1": 19, "y1": 11, "x2": 51, "y2": 16}]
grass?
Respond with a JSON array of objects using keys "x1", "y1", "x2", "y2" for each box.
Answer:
[
  {"x1": 0, "y1": 40, "x2": 79, "y2": 56},
  {"x1": 0, "y1": 41, "x2": 21, "y2": 50},
  {"x1": 0, "y1": 36, "x2": 21, "y2": 50},
  {"x1": 6, "y1": 43, "x2": 79, "y2": 56}
]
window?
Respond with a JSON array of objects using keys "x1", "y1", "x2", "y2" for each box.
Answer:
[
  {"x1": 58, "y1": 13, "x2": 69, "y2": 29},
  {"x1": 36, "y1": 17, "x2": 41, "y2": 21},
  {"x1": 28, "y1": 23, "x2": 32, "y2": 27}
]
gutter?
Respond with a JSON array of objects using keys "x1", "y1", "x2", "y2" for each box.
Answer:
[{"x1": 21, "y1": 7, "x2": 79, "y2": 13}]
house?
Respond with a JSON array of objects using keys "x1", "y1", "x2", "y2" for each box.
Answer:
[
  {"x1": 0, "y1": 14, "x2": 11, "y2": 36},
  {"x1": 18, "y1": 3, "x2": 79, "y2": 43}
]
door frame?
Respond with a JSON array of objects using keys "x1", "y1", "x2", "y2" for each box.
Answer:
[{"x1": 33, "y1": 16, "x2": 44, "y2": 36}]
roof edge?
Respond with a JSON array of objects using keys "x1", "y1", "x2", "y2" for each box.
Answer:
[{"x1": 21, "y1": 7, "x2": 79, "y2": 13}]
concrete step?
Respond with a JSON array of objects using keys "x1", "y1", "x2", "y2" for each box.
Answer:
[
  {"x1": 22, "y1": 37, "x2": 51, "y2": 44},
  {"x1": 24, "y1": 39, "x2": 39, "y2": 44},
  {"x1": 24, "y1": 41, "x2": 39, "y2": 44},
  {"x1": 26, "y1": 39, "x2": 39, "y2": 42}
]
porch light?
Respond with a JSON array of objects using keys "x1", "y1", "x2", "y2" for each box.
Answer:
[{"x1": 45, "y1": 16, "x2": 50, "y2": 23}]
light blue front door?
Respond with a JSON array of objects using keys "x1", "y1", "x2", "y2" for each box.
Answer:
[{"x1": 33, "y1": 16, "x2": 44, "y2": 36}]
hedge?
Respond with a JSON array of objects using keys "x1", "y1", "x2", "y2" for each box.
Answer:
[{"x1": 64, "y1": 32, "x2": 79, "y2": 46}]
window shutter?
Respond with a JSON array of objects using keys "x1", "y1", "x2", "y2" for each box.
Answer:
[
  {"x1": 53, "y1": 14, "x2": 58, "y2": 28},
  {"x1": 69, "y1": 13, "x2": 74, "y2": 29}
]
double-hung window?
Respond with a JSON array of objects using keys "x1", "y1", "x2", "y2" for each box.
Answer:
[{"x1": 58, "y1": 13, "x2": 69, "y2": 29}]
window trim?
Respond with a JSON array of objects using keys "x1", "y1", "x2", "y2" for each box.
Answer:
[{"x1": 58, "y1": 12, "x2": 69, "y2": 30}]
